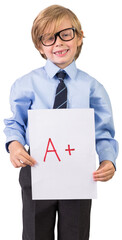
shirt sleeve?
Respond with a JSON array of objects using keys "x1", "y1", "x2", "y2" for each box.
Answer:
[
  {"x1": 90, "y1": 81, "x2": 119, "y2": 168},
  {"x1": 4, "y1": 79, "x2": 33, "y2": 152}
]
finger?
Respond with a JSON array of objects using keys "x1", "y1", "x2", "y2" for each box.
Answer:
[
  {"x1": 11, "y1": 158, "x2": 27, "y2": 168},
  {"x1": 93, "y1": 171, "x2": 115, "y2": 181},
  {"x1": 19, "y1": 159, "x2": 27, "y2": 167},
  {"x1": 93, "y1": 169, "x2": 114, "y2": 178},
  {"x1": 18, "y1": 155, "x2": 34, "y2": 167},
  {"x1": 93, "y1": 173, "x2": 114, "y2": 182},
  {"x1": 11, "y1": 153, "x2": 36, "y2": 168},
  {"x1": 93, "y1": 164, "x2": 115, "y2": 176},
  {"x1": 14, "y1": 149, "x2": 36, "y2": 166},
  {"x1": 94, "y1": 165, "x2": 113, "y2": 174},
  {"x1": 20, "y1": 150, "x2": 36, "y2": 165},
  {"x1": 11, "y1": 159, "x2": 18, "y2": 168},
  {"x1": 93, "y1": 168, "x2": 114, "y2": 177}
]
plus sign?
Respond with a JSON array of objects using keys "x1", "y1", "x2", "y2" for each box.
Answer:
[{"x1": 65, "y1": 145, "x2": 75, "y2": 156}]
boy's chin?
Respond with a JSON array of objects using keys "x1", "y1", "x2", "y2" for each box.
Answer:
[{"x1": 52, "y1": 59, "x2": 73, "y2": 69}]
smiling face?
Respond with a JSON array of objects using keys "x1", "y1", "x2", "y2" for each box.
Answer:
[{"x1": 39, "y1": 17, "x2": 83, "y2": 69}]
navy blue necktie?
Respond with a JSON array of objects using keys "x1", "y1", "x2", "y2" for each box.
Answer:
[{"x1": 53, "y1": 71, "x2": 67, "y2": 109}]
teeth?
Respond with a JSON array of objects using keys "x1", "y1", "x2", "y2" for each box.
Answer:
[{"x1": 55, "y1": 50, "x2": 68, "y2": 55}]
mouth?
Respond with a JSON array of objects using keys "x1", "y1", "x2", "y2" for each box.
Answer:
[{"x1": 53, "y1": 49, "x2": 69, "y2": 56}]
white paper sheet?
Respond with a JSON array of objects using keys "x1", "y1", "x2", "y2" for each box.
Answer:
[{"x1": 28, "y1": 109, "x2": 97, "y2": 199}]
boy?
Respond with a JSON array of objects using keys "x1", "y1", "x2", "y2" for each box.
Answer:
[{"x1": 4, "y1": 5, "x2": 118, "y2": 240}]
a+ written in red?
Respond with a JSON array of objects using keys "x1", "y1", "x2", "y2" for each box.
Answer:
[
  {"x1": 65, "y1": 144, "x2": 75, "y2": 156},
  {"x1": 43, "y1": 138, "x2": 75, "y2": 162}
]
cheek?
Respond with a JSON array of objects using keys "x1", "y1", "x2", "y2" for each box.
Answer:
[
  {"x1": 44, "y1": 47, "x2": 53, "y2": 56},
  {"x1": 69, "y1": 40, "x2": 79, "y2": 51},
  {"x1": 71, "y1": 43, "x2": 78, "y2": 53},
  {"x1": 39, "y1": 46, "x2": 45, "y2": 55}
]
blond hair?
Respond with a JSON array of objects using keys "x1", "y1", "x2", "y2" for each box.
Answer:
[{"x1": 31, "y1": 5, "x2": 83, "y2": 60}]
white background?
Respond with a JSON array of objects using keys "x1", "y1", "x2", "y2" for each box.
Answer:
[{"x1": 0, "y1": 0, "x2": 122, "y2": 239}]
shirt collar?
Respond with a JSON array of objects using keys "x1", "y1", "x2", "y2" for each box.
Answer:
[{"x1": 44, "y1": 59, "x2": 77, "y2": 79}]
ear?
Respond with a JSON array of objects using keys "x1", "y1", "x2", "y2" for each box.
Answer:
[{"x1": 77, "y1": 30, "x2": 84, "y2": 47}]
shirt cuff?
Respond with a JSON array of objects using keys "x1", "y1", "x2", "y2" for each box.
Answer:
[
  {"x1": 5, "y1": 136, "x2": 26, "y2": 153},
  {"x1": 98, "y1": 149, "x2": 117, "y2": 170}
]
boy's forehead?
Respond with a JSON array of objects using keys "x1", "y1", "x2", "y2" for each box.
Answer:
[{"x1": 43, "y1": 16, "x2": 72, "y2": 34}]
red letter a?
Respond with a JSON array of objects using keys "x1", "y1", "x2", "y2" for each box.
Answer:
[{"x1": 43, "y1": 138, "x2": 61, "y2": 162}]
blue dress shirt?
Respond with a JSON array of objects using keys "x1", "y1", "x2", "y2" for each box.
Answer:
[{"x1": 4, "y1": 59, "x2": 118, "y2": 167}]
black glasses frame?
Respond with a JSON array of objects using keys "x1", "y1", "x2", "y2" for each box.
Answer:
[{"x1": 39, "y1": 27, "x2": 76, "y2": 46}]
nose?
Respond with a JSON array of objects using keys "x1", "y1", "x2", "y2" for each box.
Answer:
[{"x1": 55, "y1": 35, "x2": 63, "y2": 46}]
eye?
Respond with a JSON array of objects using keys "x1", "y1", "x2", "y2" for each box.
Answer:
[
  {"x1": 42, "y1": 34, "x2": 54, "y2": 40},
  {"x1": 60, "y1": 29, "x2": 73, "y2": 40},
  {"x1": 63, "y1": 33, "x2": 70, "y2": 37},
  {"x1": 47, "y1": 36, "x2": 54, "y2": 41}
]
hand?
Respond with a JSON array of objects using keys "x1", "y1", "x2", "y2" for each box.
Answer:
[
  {"x1": 9, "y1": 141, "x2": 36, "y2": 168},
  {"x1": 93, "y1": 160, "x2": 115, "y2": 182}
]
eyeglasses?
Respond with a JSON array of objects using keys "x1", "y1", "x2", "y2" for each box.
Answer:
[{"x1": 39, "y1": 27, "x2": 76, "y2": 46}]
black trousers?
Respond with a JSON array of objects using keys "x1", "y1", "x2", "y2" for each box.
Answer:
[{"x1": 19, "y1": 166, "x2": 92, "y2": 240}]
